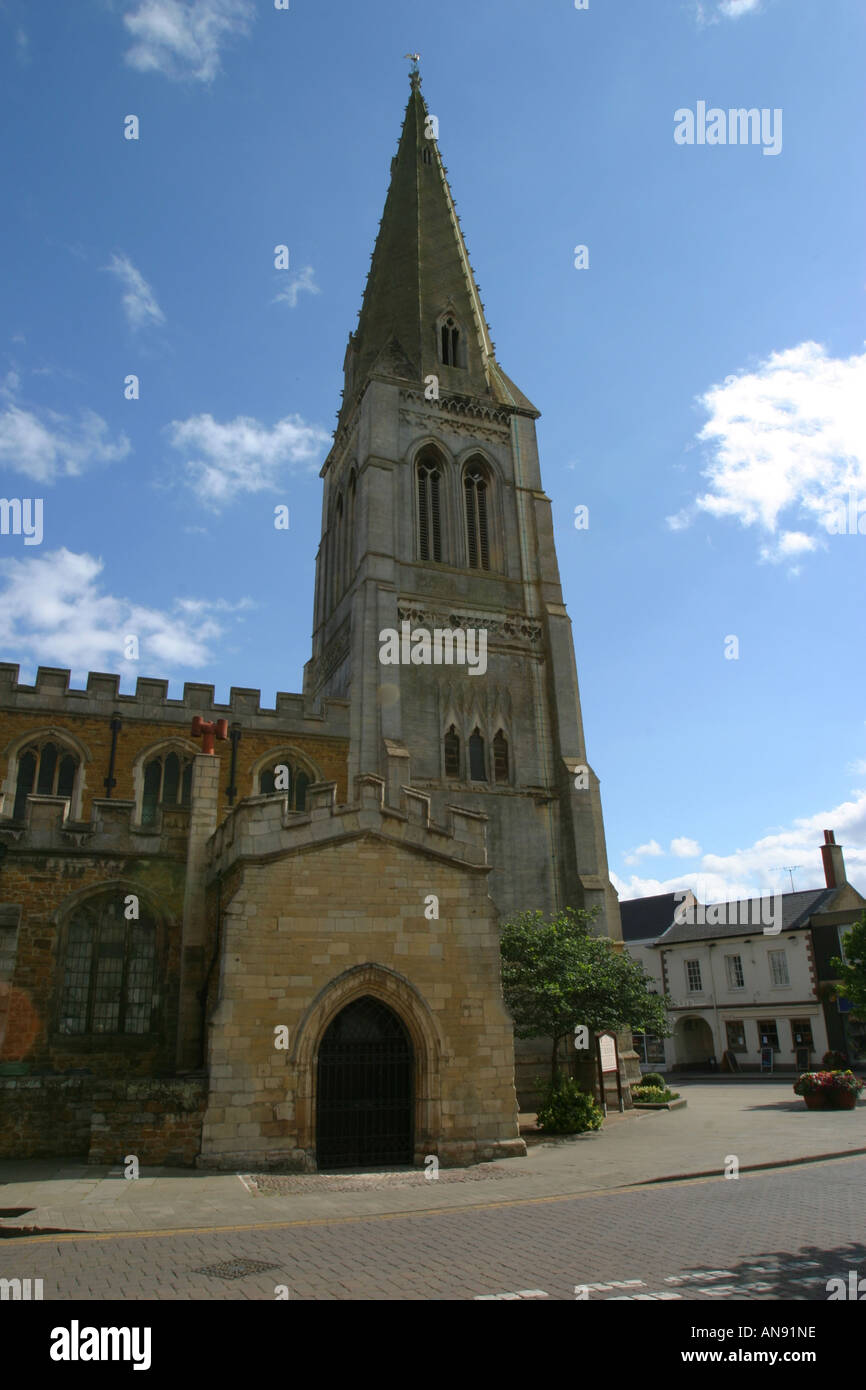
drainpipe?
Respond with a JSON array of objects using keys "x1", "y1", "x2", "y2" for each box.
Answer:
[
  {"x1": 103, "y1": 715, "x2": 122, "y2": 797},
  {"x1": 225, "y1": 722, "x2": 242, "y2": 806},
  {"x1": 707, "y1": 943, "x2": 722, "y2": 1065}
]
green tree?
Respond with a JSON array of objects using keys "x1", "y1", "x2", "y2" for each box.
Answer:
[
  {"x1": 830, "y1": 911, "x2": 866, "y2": 1020},
  {"x1": 500, "y1": 906, "x2": 671, "y2": 1086}
]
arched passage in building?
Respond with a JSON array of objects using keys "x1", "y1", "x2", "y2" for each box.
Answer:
[
  {"x1": 316, "y1": 995, "x2": 414, "y2": 1168},
  {"x1": 673, "y1": 1015, "x2": 715, "y2": 1068}
]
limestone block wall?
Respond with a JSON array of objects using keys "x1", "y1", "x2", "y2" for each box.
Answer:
[{"x1": 198, "y1": 779, "x2": 525, "y2": 1170}]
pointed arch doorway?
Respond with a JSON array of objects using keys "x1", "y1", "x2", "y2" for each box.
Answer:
[{"x1": 316, "y1": 995, "x2": 414, "y2": 1168}]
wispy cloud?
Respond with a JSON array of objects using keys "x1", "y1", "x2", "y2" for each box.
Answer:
[
  {"x1": 614, "y1": 790, "x2": 866, "y2": 903},
  {"x1": 0, "y1": 392, "x2": 130, "y2": 484},
  {"x1": 273, "y1": 266, "x2": 321, "y2": 309},
  {"x1": 695, "y1": 0, "x2": 762, "y2": 24},
  {"x1": 167, "y1": 412, "x2": 330, "y2": 508},
  {"x1": 668, "y1": 343, "x2": 866, "y2": 564},
  {"x1": 0, "y1": 548, "x2": 250, "y2": 680},
  {"x1": 122, "y1": 0, "x2": 254, "y2": 83},
  {"x1": 105, "y1": 252, "x2": 165, "y2": 330}
]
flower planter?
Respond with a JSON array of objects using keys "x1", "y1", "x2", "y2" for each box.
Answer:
[
  {"x1": 803, "y1": 1092, "x2": 829, "y2": 1111},
  {"x1": 828, "y1": 1091, "x2": 858, "y2": 1111}
]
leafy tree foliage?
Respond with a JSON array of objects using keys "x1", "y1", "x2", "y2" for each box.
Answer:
[
  {"x1": 830, "y1": 912, "x2": 866, "y2": 1021},
  {"x1": 500, "y1": 906, "x2": 671, "y2": 1084}
]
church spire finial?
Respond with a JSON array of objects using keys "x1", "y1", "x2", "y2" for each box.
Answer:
[{"x1": 403, "y1": 51, "x2": 421, "y2": 87}]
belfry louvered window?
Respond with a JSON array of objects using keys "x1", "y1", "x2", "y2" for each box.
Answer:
[
  {"x1": 464, "y1": 465, "x2": 490, "y2": 570},
  {"x1": 13, "y1": 739, "x2": 79, "y2": 819},
  {"x1": 417, "y1": 457, "x2": 442, "y2": 563}
]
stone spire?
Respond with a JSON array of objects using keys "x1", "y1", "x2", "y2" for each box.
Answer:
[{"x1": 339, "y1": 70, "x2": 537, "y2": 427}]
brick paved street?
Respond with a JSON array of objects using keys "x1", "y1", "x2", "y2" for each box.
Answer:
[{"x1": 2, "y1": 1154, "x2": 863, "y2": 1301}]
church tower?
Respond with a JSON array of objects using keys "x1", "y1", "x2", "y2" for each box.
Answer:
[{"x1": 305, "y1": 68, "x2": 621, "y2": 942}]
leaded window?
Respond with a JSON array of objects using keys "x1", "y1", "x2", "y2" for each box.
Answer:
[
  {"x1": 12, "y1": 739, "x2": 79, "y2": 820},
  {"x1": 259, "y1": 761, "x2": 310, "y2": 811},
  {"x1": 141, "y1": 751, "x2": 193, "y2": 826},
  {"x1": 58, "y1": 895, "x2": 156, "y2": 1036}
]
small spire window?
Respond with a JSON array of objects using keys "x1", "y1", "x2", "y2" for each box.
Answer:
[{"x1": 440, "y1": 316, "x2": 460, "y2": 367}]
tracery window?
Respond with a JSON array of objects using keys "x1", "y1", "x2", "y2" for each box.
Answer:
[
  {"x1": 259, "y1": 760, "x2": 311, "y2": 811},
  {"x1": 58, "y1": 894, "x2": 156, "y2": 1036},
  {"x1": 12, "y1": 738, "x2": 79, "y2": 820},
  {"x1": 141, "y1": 750, "x2": 193, "y2": 827}
]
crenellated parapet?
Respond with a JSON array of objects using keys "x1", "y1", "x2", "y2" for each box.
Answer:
[
  {"x1": 0, "y1": 664, "x2": 350, "y2": 737},
  {"x1": 0, "y1": 794, "x2": 188, "y2": 857},
  {"x1": 207, "y1": 772, "x2": 489, "y2": 878}
]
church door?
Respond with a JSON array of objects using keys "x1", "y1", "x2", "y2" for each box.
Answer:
[{"x1": 316, "y1": 995, "x2": 414, "y2": 1168}]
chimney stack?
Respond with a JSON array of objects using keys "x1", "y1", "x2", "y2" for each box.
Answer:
[{"x1": 820, "y1": 829, "x2": 846, "y2": 888}]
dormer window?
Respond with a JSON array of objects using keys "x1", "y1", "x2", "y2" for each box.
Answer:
[{"x1": 440, "y1": 316, "x2": 460, "y2": 367}]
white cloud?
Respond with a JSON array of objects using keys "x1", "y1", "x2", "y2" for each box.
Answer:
[
  {"x1": 669, "y1": 343, "x2": 866, "y2": 563},
  {"x1": 167, "y1": 411, "x2": 330, "y2": 508},
  {"x1": 273, "y1": 266, "x2": 321, "y2": 309},
  {"x1": 615, "y1": 791, "x2": 866, "y2": 903},
  {"x1": 122, "y1": 0, "x2": 254, "y2": 83},
  {"x1": 0, "y1": 548, "x2": 249, "y2": 680},
  {"x1": 670, "y1": 837, "x2": 702, "y2": 858},
  {"x1": 623, "y1": 838, "x2": 664, "y2": 866},
  {"x1": 695, "y1": 0, "x2": 761, "y2": 23},
  {"x1": 0, "y1": 403, "x2": 130, "y2": 483},
  {"x1": 105, "y1": 253, "x2": 165, "y2": 330}
]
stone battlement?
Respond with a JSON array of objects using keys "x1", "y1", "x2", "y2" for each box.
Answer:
[
  {"x1": 0, "y1": 794, "x2": 189, "y2": 855},
  {"x1": 0, "y1": 664, "x2": 350, "y2": 735},
  {"x1": 207, "y1": 773, "x2": 489, "y2": 874}
]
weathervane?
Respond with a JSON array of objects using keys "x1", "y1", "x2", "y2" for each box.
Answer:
[{"x1": 404, "y1": 51, "x2": 421, "y2": 82}]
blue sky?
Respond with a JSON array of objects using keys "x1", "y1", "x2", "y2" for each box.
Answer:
[{"x1": 1, "y1": 0, "x2": 864, "y2": 903}]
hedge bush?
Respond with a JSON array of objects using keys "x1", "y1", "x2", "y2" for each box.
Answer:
[{"x1": 536, "y1": 1078, "x2": 604, "y2": 1134}]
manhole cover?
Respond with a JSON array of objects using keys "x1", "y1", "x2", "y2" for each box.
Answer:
[{"x1": 193, "y1": 1258, "x2": 278, "y2": 1280}]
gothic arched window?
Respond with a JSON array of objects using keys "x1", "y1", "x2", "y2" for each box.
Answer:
[
  {"x1": 417, "y1": 451, "x2": 443, "y2": 563},
  {"x1": 469, "y1": 728, "x2": 487, "y2": 782},
  {"x1": 493, "y1": 730, "x2": 510, "y2": 784},
  {"x1": 464, "y1": 462, "x2": 491, "y2": 570},
  {"x1": 444, "y1": 725, "x2": 460, "y2": 779},
  {"x1": 13, "y1": 738, "x2": 79, "y2": 820},
  {"x1": 141, "y1": 750, "x2": 193, "y2": 827},
  {"x1": 58, "y1": 893, "x2": 157, "y2": 1036},
  {"x1": 259, "y1": 760, "x2": 311, "y2": 811},
  {"x1": 440, "y1": 316, "x2": 460, "y2": 367}
]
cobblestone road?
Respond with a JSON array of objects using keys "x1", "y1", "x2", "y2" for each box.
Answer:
[{"x1": 1, "y1": 1154, "x2": 863, "y2": 1301}]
